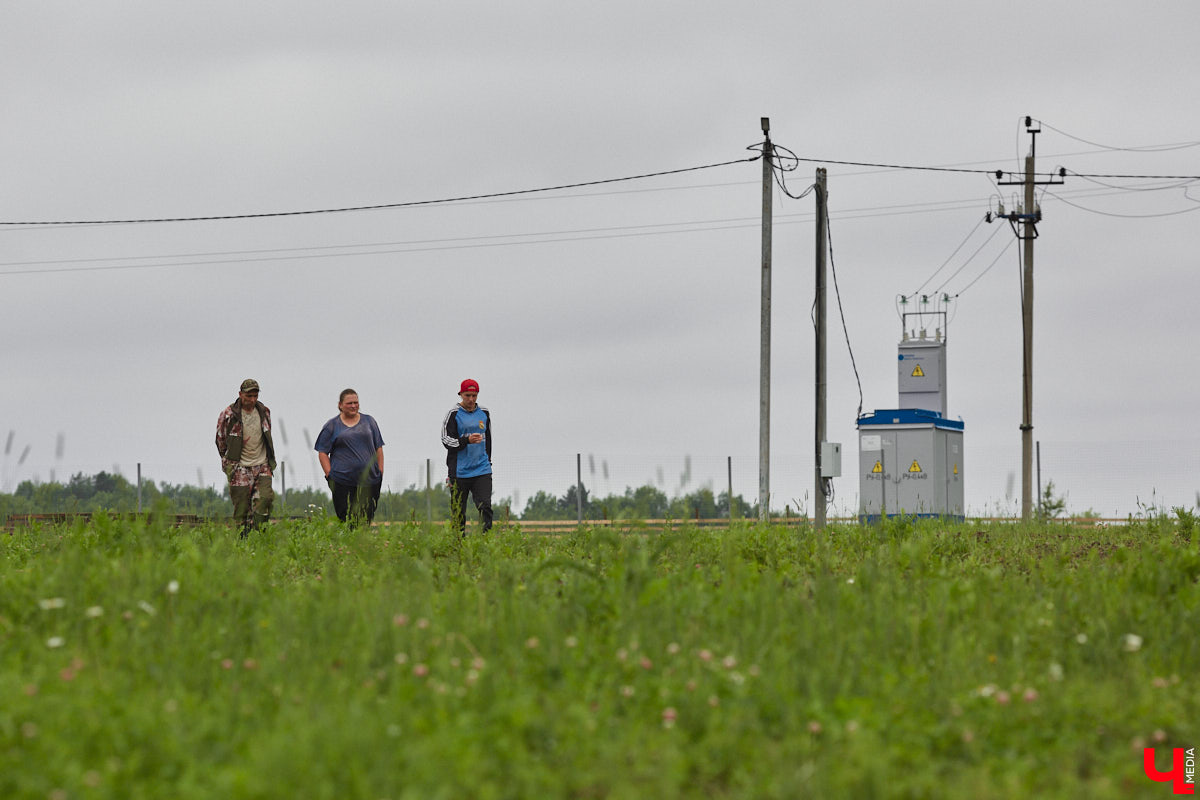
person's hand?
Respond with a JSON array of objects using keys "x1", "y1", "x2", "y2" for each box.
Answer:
[{"x1": 468, "y1": 433, "x2": 484, "y2": 444}]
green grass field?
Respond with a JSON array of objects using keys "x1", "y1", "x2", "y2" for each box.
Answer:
[{"x1": 2, "y1": 513, "x2": 1198, "y2": 799}]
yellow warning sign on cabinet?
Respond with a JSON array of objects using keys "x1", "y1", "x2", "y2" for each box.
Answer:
[
  {"x1": 908, "y1": 460, "x2": 923, "y2": 473},
  {"x1": 911, "y1": 364, "x2": 925, "y2": 377},
  {"x1": 953, "y1": 463, "x2": 959, "y2": 475},
  {"x1": 871, "y1": 461, "x2": 883, "y2": 473}
]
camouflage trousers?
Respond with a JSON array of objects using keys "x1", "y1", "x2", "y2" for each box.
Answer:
[{"x1": 228, "y1": 463, "x2": 274, "y2": 529}]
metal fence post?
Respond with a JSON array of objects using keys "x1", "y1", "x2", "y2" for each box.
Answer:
[
  {"x1": 426, "y1": 458, "x2": 432, "y2": 522},
  {"x1": 728, "y1": 456, "x2": 734, "y2": 521},
  {"x1": 576, "y1": 453, "x2": 583, "y2": 524},
  {"x1": 136, "y1": 462, "x2": 142, "y2": 513}
]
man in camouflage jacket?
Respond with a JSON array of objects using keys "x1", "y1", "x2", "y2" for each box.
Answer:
[{"x1": 215, "y1": 378, "x2": 277, "y2": 536}]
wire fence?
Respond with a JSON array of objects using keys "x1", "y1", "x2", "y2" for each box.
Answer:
[{"x1": 3, "y1": 438, "x2": 1198, "y2": 520}]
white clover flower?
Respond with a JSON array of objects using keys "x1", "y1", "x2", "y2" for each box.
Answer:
[
  {"x1": 1075, "y1": 633, "x2": 1088, "y2": 645},
  {"x1": 85, "y1": 606, "x2": 104, "y2": 618},
  {"x1": 138, "y1": 601, "x2": 157, "y2": 616},
  {"x1": 166, "y1": 581, "x2": 180, "y2": 595},
  {"x1": 1048, "y1": 662, "x2": 1064, "y2": 682},
  {"x1": 38, "y1": 598, "x2": 66, "y2": 610},
  {"x1": 46, "y1": 637, "x2": 65, "y2": 649},
  {"x1": 1122, "y1": 633, "x2": 1143, "y2": 653}
]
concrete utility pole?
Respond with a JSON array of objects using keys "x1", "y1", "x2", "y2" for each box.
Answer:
[
  {"x1": 994, "y1": 117, "x2": 1064, "y2": 522},
  {"x1": 576, "y1": 453, "x2": 583, "y2": 524},
  {"x1": 814, "y1": 168, "x2": 828, "y2": 529},
  {"x1": 1020, "y1": 149, "x2": 1035, "y2": 522},
  {"x1": 758, "y1": 118, "x2": 773, "y2": 521}
]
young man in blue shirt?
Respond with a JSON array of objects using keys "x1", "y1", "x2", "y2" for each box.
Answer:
[{"x1": 441, "y1": 378, "x2": 493, "y2": 535}]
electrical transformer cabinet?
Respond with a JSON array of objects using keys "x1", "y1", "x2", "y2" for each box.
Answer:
[
  {"x1": 857, "y1": 408, "x2": 964, "y2": 522},
  {"x1": 897, "y1": 339, "x2": 946, "y2": 416}
]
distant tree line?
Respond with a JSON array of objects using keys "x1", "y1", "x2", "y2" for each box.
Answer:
[
  {"x1": 522, "y1": 483, "x2": 758, "y2": 521},
  {"x1": 0, "y1": 471, "x2": 756, "y2": 524}
]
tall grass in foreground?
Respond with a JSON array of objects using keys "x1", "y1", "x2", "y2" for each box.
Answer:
[{"x1": 1, "y1": 515, "x2": 1198, "y2": 799}]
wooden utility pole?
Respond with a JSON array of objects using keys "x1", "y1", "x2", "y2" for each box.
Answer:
[
  {"x1": 814, "y1": 168, "x2": 828, "y2": 529},
  {"x1": 759, "y1": 118, "x2": 773, "y2": 521},
  {"x1": 994, "y1": 117, "x2": 1063, "y2": 521}
]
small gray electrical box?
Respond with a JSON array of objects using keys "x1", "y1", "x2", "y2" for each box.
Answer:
[{"x1": 820, "y1": 442, "x2": 842, "y2": 478}]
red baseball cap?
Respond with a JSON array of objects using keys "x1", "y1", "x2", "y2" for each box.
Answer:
[{"x1": 460, "y1": 379, "x2": 479, "y2": 394}]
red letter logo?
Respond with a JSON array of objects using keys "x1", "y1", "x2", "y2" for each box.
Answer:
[{"x1": 1144, "y1": 748, "x2": 1195, "y2": 795}]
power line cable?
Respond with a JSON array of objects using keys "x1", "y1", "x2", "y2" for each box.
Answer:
[
  {"x1": 0, "y1": 219, "x2": 771, "y2": 277},
  {"x1": 820, "y1": 189, "x2": 863, "y2": 423},
  {"x1": 1065, "y1": 172, "x2": 1197, "y2": 192},
  {"x1": 3, "y1": 171, "x2": 1193, "y2": 278},
  {"x1": 0, "y1": 215, "x2": 781, "y2": 270},
  {"x1": 747, "y1": 139, "x2": 818, "y2": 200},
  {"x1": 0, "y1": 179, "x2": 762, "y2": 234},
  {"x1": 1044, "y1": 190, "x2": 1200, "y2": 219},
  {"x1": 787, "y1": 152, "x2": 1200, "y2": 181},
  {"x1": 933, "y1": 224, "x2": 1006, "y2": 295},
  {"x1": 944, "y1": 236, "x2": 1016, "y2": 298},
  {"x1": 908, "y1": 214, "x2": 988, "y2": 298},
  {"x1": 6, "y1": 148, "x2": 1194, "y2": 230},
  {"x1": 770, "y1": 144, "x2": 816, "y2": 200},
  {"x1": 1037, "y1": 120, "x2": 1200, "y2": 153},
  {"x1": 1066, "y1": 171, "x2": 1200, "y2": 180},
  {"x1": 0, "y1": 156, "x2": 761, "y2": 226}
]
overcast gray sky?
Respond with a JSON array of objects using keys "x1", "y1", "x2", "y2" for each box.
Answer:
[{"x1": 4, "y1": 1, "x2": 1199, "y2": 517}]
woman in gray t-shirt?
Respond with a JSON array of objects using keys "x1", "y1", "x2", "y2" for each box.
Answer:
[{"x1": 315, "y1": 388, "x2": 385, "y2": 523}]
